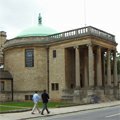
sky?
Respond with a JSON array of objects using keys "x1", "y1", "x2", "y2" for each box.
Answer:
[{"x1": 0, "y1": 0, "x2": 120, "y2": 52}]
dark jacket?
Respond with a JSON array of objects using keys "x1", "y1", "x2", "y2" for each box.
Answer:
[{"x1": 41, "y1": 92, "x2": 49, "y2": 103}]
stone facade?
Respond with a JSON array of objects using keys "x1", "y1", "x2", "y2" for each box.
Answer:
[
  {"x1": 0, "y1": 31, "x2": 6, "y2": 64},
  {"x1": 4, "y1": 46, "x2": 48, "y2": 91},
  {"x1": 0, "y1": 26, "x2": 119, "y2": 103}
]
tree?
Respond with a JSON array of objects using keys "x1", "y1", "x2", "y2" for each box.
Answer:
[{"x1": 117, "y1": 52, "x2": 120, "y2": 74}]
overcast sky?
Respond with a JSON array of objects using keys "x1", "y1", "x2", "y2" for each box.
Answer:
[{"x1": 0, "y1": 0, "x2": 120, "y2": 52}]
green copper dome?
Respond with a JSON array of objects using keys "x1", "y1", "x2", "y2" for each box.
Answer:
[
  {"x1": 16, "y1": 25, "x2": 57, "y2": 38},
  {"x1": 16, "y1": 14, "x2": 57, "y2": 38}
]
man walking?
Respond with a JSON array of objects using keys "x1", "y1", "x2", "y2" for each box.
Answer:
[
  {"x1": 41, "y1": 90, "x2": 50, "y2": 115},
  {"x1": 31, "y1": 91, "x2": 41, "y2": 114}
]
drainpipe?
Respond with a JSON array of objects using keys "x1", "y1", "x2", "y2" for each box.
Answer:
[
  {"x1": 11, "y1": 79, "x2": 13, "y2": 101},
  {"x1": 47, "y1": 47, "x2": 49, "y2": 94}
]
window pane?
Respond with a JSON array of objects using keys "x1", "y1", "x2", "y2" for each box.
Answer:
[
  {"x1": 25, "y1": 49, "x2": 34, "y2": 67},
  {"x1": 51, "y1": 83, "x2": 59, "y2": 91},
  {"x1": 53, "y1": 50, "x2": 56, "y2": 58},
  {"x1": 56, "y1": 83, "x2": 59, "y2": 90},
  {"x1": 30, "y1": 95, "x2": 33, "y2": 100},
  {"x1": 25, "y1": 95, "x2": 29, "y2": 100},
  {"x1": 51, "y1": 83, "x2": 54, "y2": 90},
  {"x1": 0, "y1": 81, "x2": 4, "y2": 91}
]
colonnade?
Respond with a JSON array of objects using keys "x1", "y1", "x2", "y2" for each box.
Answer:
[{"x1": 74, "y1": 44, "x2": 118, "y2": 89}]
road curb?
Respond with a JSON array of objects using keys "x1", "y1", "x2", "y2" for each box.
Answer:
[{"x1": 18, "y1": 102, "x2": 120, "y2": 120}]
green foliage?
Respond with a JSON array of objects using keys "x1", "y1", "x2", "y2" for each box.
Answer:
[
  {"x1": 117, "y1": 52, "x2": 120, "y2": 74},
  {"x1": 103, "y1": 52, "x2": 120, "y2": 74}
]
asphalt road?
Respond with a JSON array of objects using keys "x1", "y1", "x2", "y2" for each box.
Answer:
[{"x1": 30, "y1": 106, "x2": 120, "y2": 120}]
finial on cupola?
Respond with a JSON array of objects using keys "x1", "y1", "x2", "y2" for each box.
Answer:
[{"x1": 38, "y1": 13, "x2": 42, "y2": 25}]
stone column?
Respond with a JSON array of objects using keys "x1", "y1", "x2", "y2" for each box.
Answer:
[
  {"x1": 84, "y1": 49, "x2": 88, "y2": 87},
  {"x1": 75, "y1": 46, "x2": 80, "y2": 88},
  {"x1": 0, "y1": 48, "x2": 3, "y2": 64},
  {"x1": 102, "y1": 52, "x2": 106, "y2": 87},
  {"x1": 96, "y1": 46, "x2": 102, "y2": 86},
  {"x1": 113, "y1": 50, "x2": 118, "y2": 98},
  {"x1": 113, "y1": 50, "x2": 118, "y2": 86},
  {"x1": 106, "y1": 50, "x2": 111, "y2": 86},
  {"x1": 73, "y1": 46, "x2": 81, "y2": 103},
  {"x1": 88, "y1": 44, "x2": 94, "y2": 87}
]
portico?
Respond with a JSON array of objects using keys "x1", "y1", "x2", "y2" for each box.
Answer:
[
  {"x1": 63, "y1": 43, "x2": 118, "y2": 102},
  {"x1": 49, "y1": 26, "x2": 118, "y2": 103}
]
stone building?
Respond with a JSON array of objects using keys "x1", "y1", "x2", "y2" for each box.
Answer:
[
  {"x1": 0, "y1": 15, "x2": 119, "y2": 103},
  {"x1": 0, "y1": 31, "x2": 13, "y2": 101}
]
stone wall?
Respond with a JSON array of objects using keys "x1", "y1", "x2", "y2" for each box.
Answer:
[
  {"x1": 2, "y1": 34, "x2": 119, "y2": 102},
  {"x1": 49, "y1": 46, "x2": 65, "y2": 100},
  {"x1": 0, "y1": 93, "x2": 12, "y2": 102},
  {"x1": 0, "y1": 31, "x2": 6, "y2": 47},
  {"x1": 4, "y1": 46, "x2": 48, "y2": 97},
  {"x1": 118, "y1": 75, "x2": 120, "y2": 82}
]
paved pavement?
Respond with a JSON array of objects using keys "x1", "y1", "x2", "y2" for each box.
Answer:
[{"x1": 0, "y1": 101, "x2": 120, "y2": 120}]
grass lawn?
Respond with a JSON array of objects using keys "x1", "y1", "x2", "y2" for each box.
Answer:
[{"x1": 0, "y1": 101, "x2": 75, "y2": 113}]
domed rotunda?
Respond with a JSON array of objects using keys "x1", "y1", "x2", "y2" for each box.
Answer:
[
  {"x1": 17, "y1": 14, "x2": 57, "y2": 38},
  {"x1": 3, "y1": 14, "x2": 59, "y2": 101}
]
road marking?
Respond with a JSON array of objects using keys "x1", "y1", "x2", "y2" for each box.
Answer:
[{"x1": 106, "y1": 113, "x2": 120, "y2": 118}]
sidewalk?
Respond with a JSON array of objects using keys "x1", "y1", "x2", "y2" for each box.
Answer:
[{"x1": 0, "y1": 101, "x2": 120, "y2": 120}]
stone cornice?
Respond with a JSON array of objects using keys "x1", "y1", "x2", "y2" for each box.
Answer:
[{"x1": 4, "y1": 26, "x2": 117, "y2": 49}]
